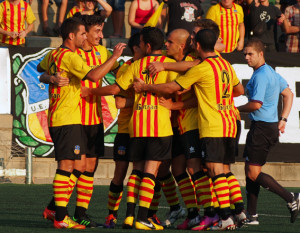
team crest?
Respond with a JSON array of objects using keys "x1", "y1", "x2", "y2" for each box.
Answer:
[
  {"x1": 95, "y1": 51, "x2": 101, "y2": 61},
  {"x1": 74, "y1": 145, "x2": 80, "y2": 155},
  {"x1": 117, "y1": 146, "x2": 126, "y2": 156},
  {"x1": 181, "y1": 7, "x2": 195, "y2": 22}
]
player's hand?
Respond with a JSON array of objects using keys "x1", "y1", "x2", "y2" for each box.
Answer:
[
  {"x1": 278, "y1": 120, "x2": 286, "y2": 135},
  {"x1": 148, "y1": 62, "x2": 164, "y2": 76},
  {"x1": 18, "y1": 31, "x2": 27, "y2": 39},
  {"x1": 159, "y1": 97, "x2": 173, "y2": 110},
  {"x1": 81, "y1": 86, "x2": 91, "y2": 98},
  {"x1": 9, "y1": 31, "x2": 18, "y2": 39},
  {"x1": 52, "y1": 70, "x2": 69, "y2": 86},
  {"x1": 236, "y1": 39, "x2": 244, "y2": 51},
  {"x1": 112, "y1": 43, "x2": 127, "y2": 58},
  {"x1": 277, "y1": 14, "x2": 285, "y2": 25},
  {"x1": 133, "y1": 77, "x2": 146, "y2": 93}
]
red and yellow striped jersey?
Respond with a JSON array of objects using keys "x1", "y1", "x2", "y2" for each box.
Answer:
[
  {"x1": 39, "y1": 47, "x2": 92, "y2": 127},
  {"x1": 176, "y1": 54, "x2": 198, "y2": 135},
  {"x1": 0, "y1": 0, "x2": 36, "y2": 45},
  {"x1": 206, "y1": 3, "x2": 244, "y2": 53},
  {"x1": 176, "y1": 55, "x2": 240, "y2": 138},
  {"x1": 66, "y1": 6, "x2": 83, "y2": 18},
  {"x1": 76, "y1": 45, "x2": 119, "y2": 126},
  {"x1": 115, "y1": 60, "x2": 134, "y2": 134},
  {"x1": 117, "y1": 55, "x2": 178, "y2": 138}
]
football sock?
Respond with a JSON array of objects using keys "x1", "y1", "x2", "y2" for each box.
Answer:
[
  {"x1": 192, "y1": 171, "x2": 215, "y2": 211},
  {"x1": 47, "y1": 197, "x2": 56, "y2": 211},
  {"x1": 148, "y1": 181, "x2": 161, "y2": 217},
  {"x1": 107, "y1": 181, "x2": 123, "y2": 217},
  {"x1": 246, "y1": 177, "x2": 260, "y2": 215},
  {"x1": 255, "y1": 172, "x2": 293, "y2": 203},
  {"x1": 175, "y1": 172, "x2": 198, "y2": 210},
  {"x1": 137, "y1": 173, "x2": 156, "y2": 222},
  {"x1": 126, "y1": 170, "x2": 142, "y2": 217},
  {"x1": 226, "y1": 172, "x2": 244, "y2": 214},
  {"x1": 53, "y1": 169, "x2": 71, "y2": 221},
  {"x1": 74, "y1": 171, "x2": 94, "y2": 218},
  {"x1": 67, "y1": 169, "x2": 81, "y2": 203},
  {"x1": 159, "y1": 172, "x2": 180, "y2": 212},
  {"x1": 212, "y1": 174, "x2": 231, "y2": 220}
]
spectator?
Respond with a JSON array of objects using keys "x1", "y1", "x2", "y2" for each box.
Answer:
[
  {"x1": 128, "y1": 0, "x2": 159, "y2": 36},
  {"x1": 280, "y1": 0, "x2": 296, "y2": 13},
  {"x1": 206, "y1": 0, "x2": 245, "y2": 53},
  {"x1": 282, "y1": 0, "x2": 300, "y2": 52},
  {"x1": 0, "y1": 0, "x2": 36, "y2": 46},
  {"x1": 81, "y1": 0, "x2": 112, "y2": 18},
  {"x1": 107, "y1": 0, "x2": 125, "y2": 38},
  {"x1": 42, "y1": 0, "x2": 68, "y2": 36},
  {"x1": 162, "y1": 0, "x2": 203, "y2": 35},
  {"x1": 247, "y1": 0, "x2": 285, "y2": 51},
  {"x1": 66, "y1": 0, "x2": 85, "y2": 18}
]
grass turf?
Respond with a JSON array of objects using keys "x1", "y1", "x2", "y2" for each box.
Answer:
[{"x1": 0, "y1": 184, "x2": 299, "y2": 232}]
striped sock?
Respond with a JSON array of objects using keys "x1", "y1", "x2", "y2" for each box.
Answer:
[
  {"x1": 192, "y1": 171, "x2": 214, "y2": 211},
  {"x1": 137, "y1": 173, "x2": 155, "y2": 221},
  {"x1": 66, "y1": 169, "x2": 81, "y2": 203},
  {"x1": 53, "y1": 169, "x2": 71, "y2": 221},
  {"x1": 212, "y1": 174, "x2": 231, "y2": 220},
  {"x1": 159, "y1": 173, "x2": 180, "y2": 211},
  {"x1": 126, "y1": 170, "x2": 142, "y2": 217},
  {"x1": 148, "y1": 181, "x2": 161, "y2": 217},
  {"x1": 75, "y1": 171, "x2": 94, "y2": 217},
  {"x1": 175, "y1": 172, "x2": 198, "y2": 210},
  {"x1": 226, "y1": 172, "x2": 244, "y2": 214},
  {"x1": 107, "y1": 181, "x2": 123, "y2": 217}
]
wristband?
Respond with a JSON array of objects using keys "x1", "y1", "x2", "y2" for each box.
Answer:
[{"x1": 279, "y1": 117, "x2": 287, "y2": 122}]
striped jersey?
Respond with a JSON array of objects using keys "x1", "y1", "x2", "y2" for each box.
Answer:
[
  {"x1": 115, "y1": 59, "x2": 134, "y2": 134},
  {"x1": 39, "y1": 47, "x2": 92, "y2": 127},
  {"x1": 0, "y1": 0, "x2": 36, "y2": 45},
  {"x1": 66, "y1": 6, "x2": 83, "y2": 18},
  {"x1": 206, "y1": 3, "x2": 244, "y2": 53},
  {"x1": 176, "y1": 54, "x2": 198, "y2": 135},
  {"x1": 116, "y1": 55, "x2": 178, "y2": 138},
  {"x1": 76, "y1": 45, "x2": 119, "y2": 126},
  {"x1": 176, "y1": 55, "x2": 240, "y2": 138}
]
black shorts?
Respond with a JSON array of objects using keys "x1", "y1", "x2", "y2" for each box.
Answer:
[
  {"x1": 172, "y1": 128, "x2": 185, "y2": 158},
  {"x1": 182, "y1": 129, "x2": 201, "y2": 159},
  {"x1": 113, "y1": 133, "x2": 130, "y2": 161},
  {"x1": 235, "y1": 120, "x2": 241, "y2": 157},
  {"x1": 49, "y1": 124, "x2": 86, "y2": 161},
  {"x1": 82, "y1": 124, "x2": 104, "y2": 158},
  {"x1": 129, "y1": 136, "x2": 172, "y2": 162},
  {"x1": 243, "y1": 121, "x2": 279, "y2": 166},
  {"x1": 200, "y1": 137, "x2": 236, "y2": 164}
]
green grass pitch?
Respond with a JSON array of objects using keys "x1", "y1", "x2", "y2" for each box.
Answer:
[{"x1": 0, "y1": 184, "x2": 299, "y2": 232}]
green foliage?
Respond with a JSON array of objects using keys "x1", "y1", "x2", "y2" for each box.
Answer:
[
  {"x1": 33, "y1": 145, "x2": 52, "y2": 156},
  {"x1": 18, "y1": 136, "x2": 39, "y2": 147},
  {"x1": 15, "y1": 95, "x2": 23, "y2": 117},
  {"x1": 12, "y1": 56, "x2": 21, "y2": 74},
  {"x1": 13, "y1": 119, "x2": 22, "y2": 128},
  {"x1": 12, "y1": 128, "x2": 27, "y2": 137}
]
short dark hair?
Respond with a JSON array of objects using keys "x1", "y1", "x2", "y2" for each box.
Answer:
[
  {"x1": 140, "y1": 27, "x2": 164, "y2": 51},
  {"x1": 245, "y1": 38, "x2": 265, "y2": 54},
  {"x1": 80, "y1": 14, "x2": 105, "y2": 32},
  {"x1": 194, "y1": 19, "x2": 220, "y2": 37},
  {"x1": 128, "y1": 32, "x2": 140, "y2": 54},
  {"x1": 61, "y1": 17, "x2": 85, "y2": 41},
  {"x1": 195, "y1": 29, "x2": 217, "y2": 52}
]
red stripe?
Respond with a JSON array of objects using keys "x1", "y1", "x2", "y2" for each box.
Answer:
[
  {"x1": 17, "y1": 3, "x2": 21, "y2": 45},
  {"x1": 53, "y1": 191, "x2": 68, "y2": 194},
  {"x1": 147, "y1": 92, "x2": 151, "y2": 137},
  {"x1": 139, "y1": 196, "x2": 153, "y2": 203},
  {"x1": 76, "y1": 198, "x2": 90, "y2": 204},
  {"x1": 220, "y1": 4, "x2": 224, "y2": 51},
  {"x1": 108, "y1": 195, "x2": 122, "y2": 201},
  {"x1": 179, "y1": 186, "x2": 194, "y2": 193},
  {"x1": 54, "y1": 197, "x2": 68, "y2": 202},
  {"x1": 139, "y1": 186, "x2": 154, "y2": 194},
  {"x1": 78, "y1": 177, "x2": 94, "y2": 184},
  {"x1": 36, "y1": 111, "x2": 52, "y2": 142},
  {"x1": 53, "y1": 180, "x2": 69, "y2": 184},
  {"x1": 127, "y1": 192, "x2": 138, "y2": 198},
  {"x1": 181, "y1": 191, "x2": 197, "y2": 198},
  {"x1": 9, "y1": 3, "x2": 14, "y2": 45},
  {"x1": 229, "y1": 7, "x2": 234, "y2": 52},
  {"x1": 2, "y1": 2, "x2": 7, "y2": 43},
  {"x1": 77, "y1": 191, "x2": 93, "y2": 197},
  {"x1": 77, "y1": 184, "x2": 93, "y2": 190},
  {"x1": 88, "y1": 81, "x2": 93, "y2": 125}
]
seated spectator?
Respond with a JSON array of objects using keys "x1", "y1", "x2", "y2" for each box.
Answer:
[
  {"x1": 128, "y1": 0, "x2": 159, "y2": 35},
  {"x1": 81, "y1": 0, "x2": 112, "y2": 17},
  {"x1": 42, "y1": 0, "x2": 68, "y2": 36},
  {"x1": 247, "y1": 0, "x2": 285, "y2": 51},
  {"x1": 107, "y1": 0, "x2": 125, "y2": 38},
  {"x1": 282, "y1": 0, "x2": 299, "y2": 52},
  {"x1": 0, "y1": 0, "x2": 36, "y2": 46},
  {"x1": 206, "y1": 0, "x2": 245, "y2": 53},
  {"x1": 163, "y1": 0, "x2": 203, "y2": 35},
  {"x1": 66, "y1": 0, "x2": 85, "y2": 18}
]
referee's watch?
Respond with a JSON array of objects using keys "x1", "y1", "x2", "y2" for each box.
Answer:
[{"x1": 279, "y1": 117, "x2": 288, "y2": 122}]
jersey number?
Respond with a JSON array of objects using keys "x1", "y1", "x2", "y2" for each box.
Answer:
[{"x1": 221, "y1": 70, "x2": 230, "y2": 99}]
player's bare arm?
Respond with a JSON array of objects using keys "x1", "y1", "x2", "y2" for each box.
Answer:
[{"x1": 278, "y1": 87, "x2": 293, "y2": 134}]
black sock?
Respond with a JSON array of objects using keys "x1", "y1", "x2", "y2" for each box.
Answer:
[
  {"x1": 74, "y1": 206, "x2": 87, "y2": 219},
  {"x1": 256, "y1": 172, "x2": 293, "y2": 203},
  {"x1": 137, "y1": 206, "x2": 149, "y2": 222},
  {"x1": 47, "y1": 197, "x2": 56, "y2": 211},
  {"x1": 126, "y1": 203, "x2": 136, "y2": 217},
  {"x1": 246, "y1": 177, "x2": 260, "y2": 215}
]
